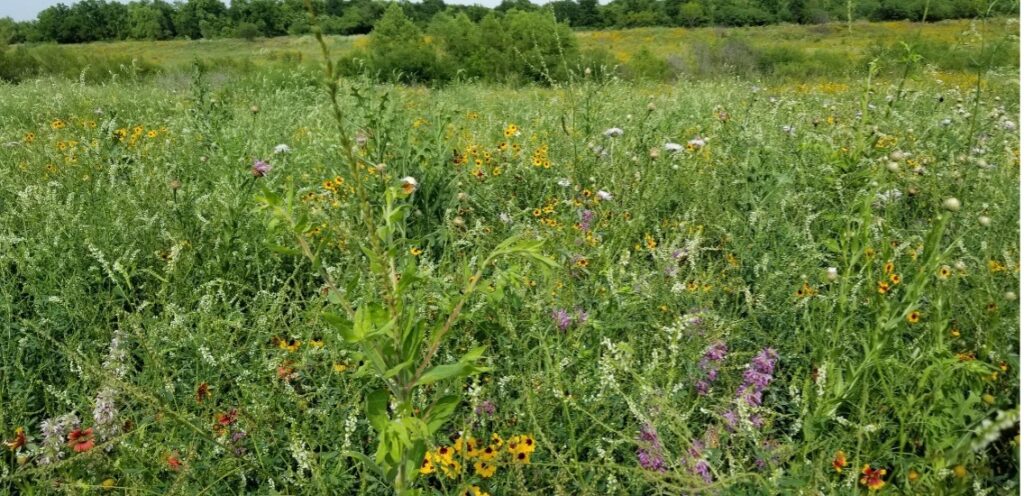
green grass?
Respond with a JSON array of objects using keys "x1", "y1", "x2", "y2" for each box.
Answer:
[
  {"x1": 0, "y1": 20, "x2": 1019, "y2": 495},
  {"x1": 4, "y1": 17, "x2": 1017, "y2": 83}
]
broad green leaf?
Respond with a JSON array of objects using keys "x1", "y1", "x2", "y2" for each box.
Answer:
[
  {"x1": 266, "y1": 243, "x2": 301, "y2": 256},
  {"x1": 414, "y1": 346, "x2": 489, "y2": 386},
  {"x1": 424, "y1": 395, "x2": 460, "y2": 434},
  {"x1": 366, "y1": 389, "x2": 390, "y2": 433},
  {"x1": 383, "y1": 359, "x2": 413, "y2": 379},
  {"x1": 324, "y1": 311, "x2": 360, "y2": 343}
]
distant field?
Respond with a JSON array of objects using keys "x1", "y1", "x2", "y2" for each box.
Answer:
[{"x1": 11, "y1": 17, "x2": 1016, "y2": 83}]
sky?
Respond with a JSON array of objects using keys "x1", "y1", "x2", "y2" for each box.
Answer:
[{"x1": 0, "y1": 0, "x2": 509, "y2": 21}]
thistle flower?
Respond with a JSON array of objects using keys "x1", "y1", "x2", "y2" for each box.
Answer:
[
  {"x1": 603, "y1": 127, "x2": 624, "y2": 138},
  {"x1": 273, "y1": 144, "x2": 291, "y2": 154},
  {"x1": 664, "y1": 143, "x2": 683, "y2": 153},
  {"x1": 596, "y1": 190, "x2": 612, "y2": 202},
  {"x1": 687, "y1": 137, "x2": 706, "y2": 149},
  {"x1": 251, "y1": 159, "x2": 271, "y2": 178}
]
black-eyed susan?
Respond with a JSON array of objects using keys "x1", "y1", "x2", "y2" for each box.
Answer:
[
  {"x1": 278, "y1": 339, "x2": 301, "y2": 352},
  {"x1": 938, "y1": 265, "x2": 952, "y2": 279},
  {"x1": 409, "y1": 247, "x2": 423, "y2": 256},
  {"x1": 419, "y1": 453, "x2": 435, "y2": 475},
  {"x1": 511, "y1": 450, "x2": 532, "y2": 464},
  {"x1": 460, "y1": 485, "x2": 490, "y2": 496},
  {"x1": 51, "y1": 119, "x2": 66, "y2": 130},
  {"x1": 309, "y1": 338, "x2": 324, "y2": 349},
  {"x1": 503, "y1": 123, "x2": 520, "y2": 138},
  {"x1": 883, "y1": 260, "x2": 895, "y2": 274},
  {"x1": 864, "y1": 247, "x2": 876, "y2": 258},
  {"x1": 907, "y1": 469, "x2": 920, "y2": 482},
  {"x1": 474, "y1": 460, "x2": 496, "y2": 478},
  {"x1": 889, "y1": 273, "x2": 901, "y2": 285},
  {"x1": 478, "y1": 444, "x2": 498, "y2": 461},
  {"x1": 332, "y1": 362, "x2": 348, "y2": 374},
  {"x1": 438, "y1": 458, "x2": 462, "y2": 479},
  {"x1": 435, "y1": 445, "x2": 454, "y2": 463},
  {"x1": 906, "y1": 311, "x2": 921, "y2": 324},
  {"x1": 532, "y1": 208, "x2": 542, "y2": 217},
  {"x1": 877, "y1": 281, "x2": 890, "y2": 294}
]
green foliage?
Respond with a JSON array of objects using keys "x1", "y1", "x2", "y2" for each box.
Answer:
[{"x1": 0, "y1": 14, "x2": 1019, "y2": 496}]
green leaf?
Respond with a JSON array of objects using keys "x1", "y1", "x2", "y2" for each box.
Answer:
[
  {"x1": 424, "y1": 395, "x2": 460, "y2": 434},
  {"x1": 366, "y1": 389, "x2": 390, "y2": 433},
  {"x1": 414, "y1": 346, "x2": 489, "y2": 386},
  {"x1": 383, "y1": 359, "x2": 413, "y2": 379},
  {"x1": 266, "y1": 243, "x2": 301, "y2": 256},
  {"x1": 324, "y1": 312, "x2": 359, "y2": 343}
]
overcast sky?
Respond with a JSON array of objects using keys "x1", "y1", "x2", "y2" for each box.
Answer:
[{"x1": 0, "y1": 0, "x2": 513, "y2": 21}]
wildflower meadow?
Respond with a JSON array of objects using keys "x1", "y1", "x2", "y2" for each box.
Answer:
[{"x1": 0, "y1": 5, "x2": 1020, "y2": 496}]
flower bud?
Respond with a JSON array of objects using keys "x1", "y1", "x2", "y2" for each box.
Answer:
[
  {"x1": 826, "y1": 267, "x2": 838, "y2": 281},
  {"x1": 978, "y1": 215, "x2": 991, "y2": 227},
  {"x1": 942, "y1": 197, "x2": 961, "y2": 211}
]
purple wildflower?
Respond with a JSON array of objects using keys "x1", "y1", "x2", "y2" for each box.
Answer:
[
  {"x1": 703, "y1": 342, "x2": 728, "y2": 361},
  {"x1": 722, "y1": 409, "x2": 738, "y2": 431},
  {"x1": 575, "y1": 308, "x2": 589, "y2": 326},
  {"x1": 552, "y1": 308, "x2": 573, "y2": 332},
  {"x1": 475, "y1": 400, "x2": 496, "y2": 416},
  {"x1": 696, "y1": 341, "x2": 727, "y2": 393},
  {"x1": 636, "y1": 424, "x2": 667, "y2": 472},
  {"x1": 251, "y1": 159, "x2": 271, "y2": 177},
  {"x1": 695, "y1": 380, "x2": 710, "y2": 396},
  {"x1": 580, "y1": 209, "x2": 594, "y2": 231},
  {"x1": 694, "y1": 459, "x2": 713, "y2": 483},
  {"x1": 735, "y1": 348, "x2": 777, "y2": 409},
  {"x1": 637, "y1": 449, "x2": 667, "y2": 472}
]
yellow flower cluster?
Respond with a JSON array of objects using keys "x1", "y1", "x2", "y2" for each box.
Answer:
[
  {"x1": 419, "y1": 433, "x2": 536, "y2": 481},
  {"x1": 532, "y1": 198, "x2": 560, "y2": 228},
  {"x1": 530, "y1": 144, "x2": 551, "y2": 168}
]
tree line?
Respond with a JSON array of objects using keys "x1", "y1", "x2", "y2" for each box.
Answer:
[{"x1": 0, "y1": 0, "x2": 1013, "y2": 45}]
